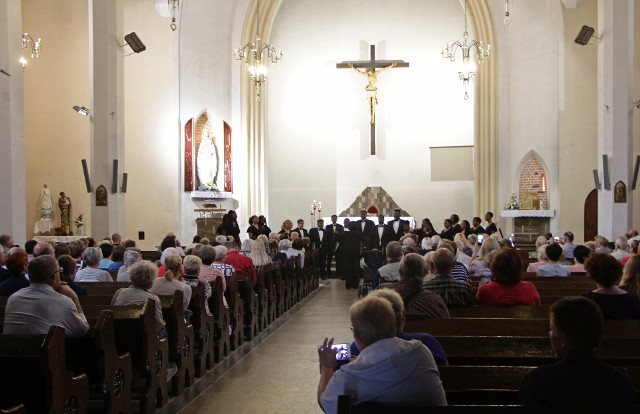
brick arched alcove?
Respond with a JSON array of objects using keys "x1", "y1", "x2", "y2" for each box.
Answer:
[{"x1": 518, "y1": 155, "x2": 548, "y2": 210}]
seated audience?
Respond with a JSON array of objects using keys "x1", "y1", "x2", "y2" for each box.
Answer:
[
  {"x1": 317, "y1": 296, "x2": 447, "y2": 413},
  {"x1": 526, "y1": 246, "x2": 548, "y2": 273},
  {"x1": 112, "y1": 260, "x2": 166, "y2": 337},
  {"x1": 562, "y1": 231, "x2": 576, "y2": 259},
  {"x1": 68, "y1": 240, "x2": 85, "y2": 270},
  {"x1": 150, "y1": 254, "x2": 192, "y2": 311},
  {"x1": 375, "y1": 241, "x2": 402, "y2": 283},
  {"x1": 520, "y1": 296, "x2": 635, "y2": 407},
  {"x1": 75, "y1": 247, "x2": 113, "y2": 282},
  {"x1": 567, "y1": 245, "x2": 590, "y2": 273},
  {"x1": 117, "y1": 249, "x2": 141, "y2": 282},
  {"x1": 288, "y1": 238, "x2": 306, "y2": 269},
  {"x1": 583, "y1": 253, "x2": 640, "y2": 319},
  {"x1": 24, "y1": 239, "x2": 37, "y2": 262},
  {"x1": 225, "y1": 242, "x2": 257, "y2": 284},
  {"x1": 611, "y1": 237, "x2": 631, "y2": 261},
  {"x1": 468, "y1": 238, "x2": 500, "y2": 276},
  {"x1": 0, "y1": 234, "x2": 13, "y2": 255},
  {"x1": 108, "y1": 245, "x2": 126, "y2": 273},
  {"x1": 54, "y1": 243, "x2": 70, "y2": 258},
  {"x1": 594, "y1": 235, "x2": 612, "y2": 254},
  {"x1": 97, "y1": 242, "x2": 114, "y2": 270},
  {"x1": 198, "y1": 245, "x2": 227, "y2": 308},
  {"x1": 379, "y1": 253, "x2": 450, "y2": 318},
  {"x1": 423, "y1": 248, "x2": 476, "y2": 306},
  {"x1": 183, "y1": 254, "x2": 213, "y2": 315},
  {"x1": 537, "y1": 244, "x2": 570, "y2": 277},
  {"x1": 57, "y1": 255, "x2": 87, "y2": 296},
  {"x1": 3, "y1": 255, "x2": 89, "y2": 337},
  {"x1": 250, "y1": 236, "x2": 273, "y2": 267},
  {"x1": 476, "y1": 249, "x2": 541, "y2": 305},
  {"x1": 349, "y1": 289, "x2": 448, "y2": 365},
  {"x1": 33, "y1": 242, "x2": 54, "y2": 257},
  {"x1": 621, "y1": 239, "x2": 639, "y2": 266},
  {"x1": 212, "y1": 245, "x2": 235, "y2": 277},
  {"x1": 0, "y1": 249, "x2": 29, "y2": 296},
  {"x1": 274, "y1": 239, "x2": 290, "y2": 261},
  {"x1": 439, "y1": 242, "x2": 470, "y2": 282},
  {"x1": 620, "y1": 255, "x2": 640, "y2": 298}
]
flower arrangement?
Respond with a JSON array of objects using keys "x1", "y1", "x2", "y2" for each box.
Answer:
[{"x1": 54, "y1": 226, "x2": 67, "y2": 236}]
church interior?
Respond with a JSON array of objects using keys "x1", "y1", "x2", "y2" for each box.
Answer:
[
  {"x1": 1, "y1": 1, "x2": 640, "y2": 413},
  {"x1": 0, "y1": 0, "x2": 637, "y2": 248}
]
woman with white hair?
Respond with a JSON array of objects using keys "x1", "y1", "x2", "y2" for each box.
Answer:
[
  {"x1": 75, "y1": 247, "x2": 112, "y2": 282},
  {"x1": 112, "y1": 261, "x2": 166, "y2": 337}
]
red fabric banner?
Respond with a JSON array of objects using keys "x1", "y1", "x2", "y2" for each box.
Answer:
[
  {"x1": 184, "y1": 118, "x2": 194, "y2": 192},
  {"x1": 224, "y1": 121, "x2": 232, "y2": 192}
]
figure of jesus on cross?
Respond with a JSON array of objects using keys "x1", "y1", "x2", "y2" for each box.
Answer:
[{"x1": 337, "y1": 44, "x2": 409, "y2": 155}]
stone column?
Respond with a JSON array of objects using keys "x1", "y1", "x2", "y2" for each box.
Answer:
[
  {"x1": 0, "y1": 0, "x2": 26, "y2": 245},
  {"x1": 597, "y1": 0, "x2": 634, "y2": 239},
  {"x1": 89, "y1": 0, "x2": 125, "y2": 239}
]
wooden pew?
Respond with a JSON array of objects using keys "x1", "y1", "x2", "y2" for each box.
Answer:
[
  {"x1": 336, "y1": 394, "x2": 640, "y2": 414},
  {"x1": 272, "y1": 261, "x2": 285, "y2": 317},
  {"x1": 405, "y1": 318, "x2": 640, "y2": 338},
  {"x1": 189, "y1": 281, "x2": 215, "y2": 375},
  {"x1": 209, "y1": 277, "x2": 231, "y2": 359},
  {"x1": 0, "y1": 326, "x2": 89, "y2": 414},
  {"x1": 235, "y1": 270, "x2": 259, "y2": 340},
  {"x1": 159, "y1": 290, "x2": 195, "y2": 396},
  {"x1": 99, "y1": 300, "x2": 169, "y2": 413},
  {"x1": 262, "y1": 263, "x2": 278, "y2": 324},
  {"x1": 224, "y1": 272, "x2": 245, "y2": 349},
  {"x1": 439, "y1": 365, "x2": 640, "y2": 405},
  {"x1": 77, "y1": 281, "x2": 131, "y2": 295},
  {"x1": 255, "y1": 265, "x2": 270, "y2": 331},
  {"x1": 448, "y1": 305, "x2": 551, "y2": 319},
  {"x1": 66, "y1": 309, "x2": 133, "y2": 414},
  {"x1": 434, "y1": 335, "x2": 640, "y2": 366}
]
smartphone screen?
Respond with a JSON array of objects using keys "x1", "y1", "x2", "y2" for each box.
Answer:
[
  {"x1": 477, "y1": 235, "x2": 484, "y2": 244},
  {"x1": 331, "y1": 343, "x2": 350, "y2": 361},
  {"x1": 554, "y1": 236, "x2": 560, "y2": 242}
]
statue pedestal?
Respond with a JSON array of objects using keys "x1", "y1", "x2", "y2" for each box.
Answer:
[{"x1": 34, "y1": 219, "x2": 55, "y2": 235}]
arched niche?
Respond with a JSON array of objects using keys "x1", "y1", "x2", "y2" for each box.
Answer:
[{"x1": 516, "y1": 151, "x2": 550, "y2": 210}]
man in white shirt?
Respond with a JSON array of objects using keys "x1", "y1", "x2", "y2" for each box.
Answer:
[{"x1": 4, "y1": 255, "x2": 89, "y2": 337}]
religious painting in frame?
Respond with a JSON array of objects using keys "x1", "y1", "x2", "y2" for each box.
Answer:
[
  {"x1": 224, "y1": 121, "x2": 232, "y2": 192},
  {"x1": 184, "y1": 118, "x2": 194, "y2": 192},
  {"x1": 96, "y1": 185, "x2": 108, "y2": 206}
]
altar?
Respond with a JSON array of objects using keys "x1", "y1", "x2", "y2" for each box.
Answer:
[
  {"x1": 34, "y1": 235, "x2": 89, "y2": 244},
  {"x1": 194, "y1": 208, "x2": 226, "y2": 239},
  {"x1": 33, "y1": 219, "x2": 55, "y2": 235},
  {"x1": 501, "y1": 210, "x2": 555, "y2": 244}
]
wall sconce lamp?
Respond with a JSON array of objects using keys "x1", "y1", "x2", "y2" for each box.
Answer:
[{"x1": 72, "y1": 106, "x2": 90, "y2": 116}]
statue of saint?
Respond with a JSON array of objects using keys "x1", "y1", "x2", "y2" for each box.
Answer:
[
  {"x1": 41, "y1": 184, "x2": 53, "y2": 220},
  {"x1": 58, "y1": 192, "x2": 71, "y2": 230},
  {"x1": 197, "y1": 129, "x2": 218, "y2": 190},
  {"x1": 349, "y1": 63, "x2": 396, "y2": 125}
]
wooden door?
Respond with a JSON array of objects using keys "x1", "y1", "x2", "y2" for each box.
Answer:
[{"x1": 584, "y1": 189, "x2": 598, "y2": 242}]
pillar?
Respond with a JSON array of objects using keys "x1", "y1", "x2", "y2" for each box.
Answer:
[
  {"x1": 597, "y1": 0, "x2": 634, "y2": 239},
  {"x1": 89, "y1": 0, "x2": 125, "y2": 239}
]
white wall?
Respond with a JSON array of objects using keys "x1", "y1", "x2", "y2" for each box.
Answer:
[{"x1": 267, "y1": 0, "x2": 475, "y2": 230}]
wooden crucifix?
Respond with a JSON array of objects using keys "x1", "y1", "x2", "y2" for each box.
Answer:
[{"x1": 337, "y1": 45, "x2": 409, "y2": 155}]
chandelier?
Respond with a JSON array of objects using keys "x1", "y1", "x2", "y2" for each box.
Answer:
[
  {"x1": 441, "y1": 0, "x2": 491, "y2": 100},
  {"x1": 21, "y1": 32, "x2": 41, "y2": 68},
  {"x1": 168, "y1": 0, "x2": 179, "y2": 31},
  {"x1": 233, "y1": 0, "x2": 283, "y2": 101}
]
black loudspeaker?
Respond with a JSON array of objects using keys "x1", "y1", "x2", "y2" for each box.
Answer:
[
  {"x1": 632, "y1": 156, "x2": 640, "y2": 190},
  {"x1": 138, "y1": 231, "x2": 145, "y2": 240},
  {"x1": 593, "y1": 169, "x2": 602, "y2": 190},
  {"x1": 121, "y1": 172, "x2": 128, "y2": 193},
  {"x1": 602, "y1": 154, "x2": 610, "y2": 190},
  {"x1": 81, "y1": 159, "x2": 93, "y2": 193},
  {"x1": 575, "y1": 25, "x2": 595, "y2": 46},
  {"x1": 112, "y1": 160, "x2": 118, "y2": 193}
]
